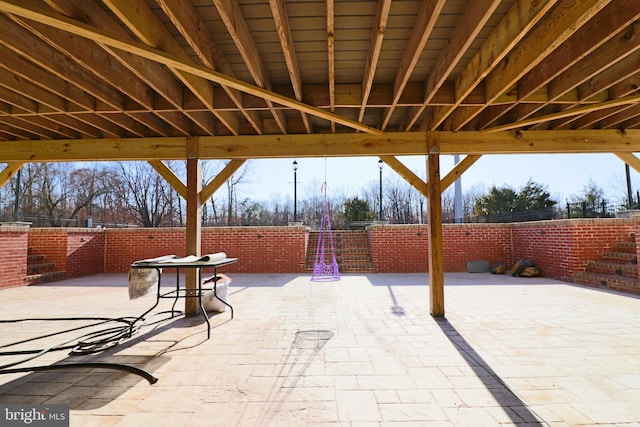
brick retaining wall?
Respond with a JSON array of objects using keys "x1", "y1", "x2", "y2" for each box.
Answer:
[
  {"x1": 511, "y1": 219, "x2": 637, "y2": 281},
  {"x1": 368, "y1": 223, "x2": 514, "y2": 273},
  {"x1": 104, "y1": 226, "x2": 308, "y2": 273},
  {"x1": 1, "y1": 219, "x2": 638, "y2": 287},
  {"x1": 28, "y1": 228, "x2": 106, "y2": 279},
  {"x1": 0, "y1": 225, "x2": 28, "y2": 289}
]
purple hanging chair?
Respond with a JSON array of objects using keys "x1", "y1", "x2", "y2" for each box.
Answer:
[{"x1": 312, "y1": 183, "x2": 340, "y2": 282}]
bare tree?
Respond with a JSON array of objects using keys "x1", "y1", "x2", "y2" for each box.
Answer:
[
  {"x1": 11, "y1": 163, "x2": 111, "y2": 226},
  {"x1": 225, "y1": 162, "x2": 251, "y2": 225},
  {"x1": 114, "y1": 162, "x2": 174, "y2": 227}
]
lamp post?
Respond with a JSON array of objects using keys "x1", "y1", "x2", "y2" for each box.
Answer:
[
  {"x1": 13, "y1": 168, "x2": 21, "y2": 222},
  {"x1": 292, "y1": 160, "x2": 298, "y2": 222},
  {"x1": 378, "y1": 159, "x2": 383, "y2": 220}
]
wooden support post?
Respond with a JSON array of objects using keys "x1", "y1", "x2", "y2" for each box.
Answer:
[
  {"x1": 184, "y1": 153, "x2": 202, "y2": 317},
  {"x1": 427, "y1": 133, "x2": 445, "y2": 317}
]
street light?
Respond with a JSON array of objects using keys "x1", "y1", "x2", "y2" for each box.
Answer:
[
  {"x1": 378, "y1": 159, "x2": 383, "y2": 220},
  {"x1": 292, "y1": 160, "x2": 298, "y2": 222}
]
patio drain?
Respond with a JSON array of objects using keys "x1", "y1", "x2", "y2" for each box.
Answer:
[{"x1": 293, "y1": 330, "x2": 334, "y2": 350}]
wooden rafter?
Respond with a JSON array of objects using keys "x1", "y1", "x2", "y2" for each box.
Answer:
[
  {"x1": 446, "y1": 0, "x2": 610, "y2": 131},
  {"x1": 429, "y1": 0, "x2": 557, "y2": 130},
  {"x1": 485, "y1": 95, "x2": 640, "y2": 132},
  {"x1": 0, "y1": 0, "x2": 382, "y2": 136},
  {"x1": 510, "y1": 1, "x2": 640, "y2": 124},
  {"x1": 405, "y1": 0, "x2": 501, "y2": 130},
  {"x1": 212, "y1": 0, "x2": 287, "y2": 134},
  {"x1": 156, "y1": 0, "x2": 263, "y2": 135},
  {"x1": 499, "y1": 3, "x2": 640, "y2": 130},
  {"x1": 381, "y1": 0, "x2": 445, "y2": 130},
  {"x1": 46, "y1": 0, "x2": 187, "y2": 117},
  {"x1": 0, "y1": 0, "x2": 636, "y2": 138},
  {"x1": 359, "y1": 0, "x2": 391, "y2": 123},
  {"x1": 268, "y1": 0, "x2": 310, "y2": 133},
  {"x1": 326, "y1": 0, "x2": 335, "y2": 133},
  {"x1": 102, "y1": 0, "x2": 237, "y2": 136}
]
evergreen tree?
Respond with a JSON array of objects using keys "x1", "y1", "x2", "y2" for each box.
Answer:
[
  {"x1": 475, "y1": 179, "x2": 557, "y2": 222},
  {"x1": 343, "y1": 197, "x2": 374, "y2": 228}
]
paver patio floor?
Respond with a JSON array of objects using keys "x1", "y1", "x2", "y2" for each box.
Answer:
[{"x1": 0, "y1": 272, "x2": 639, "y2": 426}]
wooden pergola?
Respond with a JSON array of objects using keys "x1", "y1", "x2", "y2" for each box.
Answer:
[{"x1": 1, "y1": 0, "x2": 640, "y2": 317}]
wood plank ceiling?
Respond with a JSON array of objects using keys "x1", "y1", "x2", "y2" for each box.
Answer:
[{"x1": 0, "y1": 0, "x2": 639, "y2": 164}]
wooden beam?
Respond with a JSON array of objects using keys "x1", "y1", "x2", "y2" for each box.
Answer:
[
  {"x1": 359, "y1": 0, "x2": 392, "y2": 123},
  {"x1": 427, "y1": 136, "x2": 444, "y2": 317},
  {"x1": 381, "y1": 0, "x2": 445, "y2": 130},
  {"x1": 327, "y1": 0, "x2": 335, "y2": 134},
  {"x1": 201, "y1": 159, "x2": 246, "y2": 203},
  {"x1": 520, "y1": 1, "x2": 640, "y2": 104},
  {"x1": 148, "y1": 160, "x2": 186, "y2": 199},
  {"x1": 430, "y1": 0, "x2": 557, "y2": 130},
  {"x1": 598, "y1": 104, "x2": 640, "y2": 129},
  {"x1": 447, "y1": 0, "x2": 610, "y2": 130},
  {"x1": 405, "y1": 0, "x2": 501, "y2": 130},
  {"x1": 157, "y1": 0, "x2": 263, "y2": 135},
  {"x1": 198, "y1": 130, "x2": 640, "y2": 157},
  {"x1": 101, "y1": 0, "x2": 239, "y2": 136},
  {"x1": 440, "y1": 154, "x2": 481, "y2": 191},
  {"x1": 615, "y1": 152, "x2": 640, "y2": 174},
  {"x1": 485, "y1": 95, "x2": 640, "y2": 132},
  {"x1": 478, "y1": 0, "x2": 640, "y2": 129},
  {"x1": 379, "y1": 155, "x2": 427, "y2": 197},
  {"x1": 46, "y1": 0, "x2": 185, "y2": 109},
  {"x1": 0, "y1": 162, "x2": 23, "y2": 187},
  {"x1": 0, "y1": 0, "x2": 381, "y2": 135},
  {"x1": 184, "y1": 155, "x2": 202, "y2": 317},
  {"x1": 269, "y1": 0, "x2": 310, "y2": 132},
  {"x1": 213, "y1": 0, "x2": 287, "y2": 134},
  {"x1": 2, "y1": 130, "x2": 640, "y2": 162}
]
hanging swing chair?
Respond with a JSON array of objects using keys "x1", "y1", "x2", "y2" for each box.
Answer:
[{"x1": 311, "y1": 182, "x2": 340, "y2": 282}]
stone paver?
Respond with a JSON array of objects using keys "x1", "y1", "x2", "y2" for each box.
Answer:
[{"x1": 1, "y1": 272, "x2": 639, "y2": 426}]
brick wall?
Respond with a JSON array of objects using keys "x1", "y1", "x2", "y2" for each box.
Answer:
[
  {"x1": 369, "y1": 223, "x2": 513, "y2": 273},
  {"x1": 65, "y1": 230, "x2": 105, "y2": 278},
  {"x1": 0, "y1": 225, "x2": 28, "y2": 289},
  {"x1": 104, "y1": 228, "x2": 187, "y2": 272},
  {"x1": 201, "y1": 226, "x2": 308, "y2": 273},
  {"x1": 369, "y1": 219, "x2": 637, "y2": 278},
  {"x1": 1, "y1": 219, "x2": 639, "y2": 288},
  {"x1": 511, "y1": 219, "x2": 637, "y2": 281},
  {"x1": 443, "y1": 223, "x2": 513, "y2": 272},
  {"x1": 105, "y1": 225, "x2": 309, "y2": 273},
  {"x1": 369, "y1": 225, "x2": 429, "y2": 272},
  {"x1": 28, "y1": 228, "x2": 105, "y2": 279}
]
